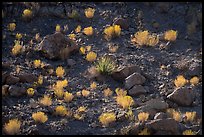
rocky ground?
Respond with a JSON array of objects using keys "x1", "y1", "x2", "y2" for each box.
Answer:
[{"x1": 2, "y1": 2, "x2": 202, "y2": 135}]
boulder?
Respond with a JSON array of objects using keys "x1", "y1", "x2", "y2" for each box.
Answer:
[
  {"x1": 167, "y1": 87, "x2": 195, "y2": 106},
  {"x1": 5, "y1": 74, "x2": 20, "y2": 85},
  {"x1": 38, "y1": 32, "x2": 78, "y2": 60},
  {"x1": 8, "y1": 85, "x2": 26, "y2": 97},
  {"x1": 18, "y1": 72, "x2": 38, "y2": 83}
]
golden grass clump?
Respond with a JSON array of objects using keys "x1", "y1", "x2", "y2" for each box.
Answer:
[
  {"x1": 12, "y1": 41, "x2": 23, "y2": 56},
  {"x1": 185, "y1": 111, "x2": 196, "y2": 122},
  {"x1": 81, "y1": 89, "x2": 90, "y2": 97},
  {"x1": 53, "y1": 79, "x2": 68, "y2": 98},
  {"x1": 138, "y1": 112, "x2": 149, "y2": 122},
  {"x1": 172, "y1": 110, "x2": 182, "y2": 122},
  {"x1": 56, "y1": 24, "x2": 61, "y2": 32},
  {"x1": 75, "y1": 25, "x2": 81, "y2": 33},
  {"x1": 4, "y1": 119, "x2": 21, "y2": 135},
  {"x1": 38, "y1": 75, "x2": 43, "y2": 85},
  {"x1": 56, "y1": 66, "x2": 65, "y2": 78},
  {"x1": 54, "y1": 88, "x2": 64, "y2": 99},
  {"x1": 55, "y1": 106, "x2": 67, "y2": 116},
  {"x1": 138, "y1": 128, "x2": 150, "y2": 135},
  {"x1": 79, "y1": 46, "x2": 86, "y2": 55},
  {"x1": 85, "y1": 8, "x2": 95, "y2": 18},
  {"x1": 116, "y1": 95, "x2": 134, "y2": 109},
  {"x1": 103, "y1": 88, "x2": 113, "y2": 97},
  {"x1": 90, "y1": 81, "x2": 97, "y2": 90},
  {"x1": 131, "y1": 30, "x2": 149, "y2": 46},
  {"x1": 104, "y1": 25, "x2": 121, "y2": 40},
  {"x1": 115, "y1": 88, "x2": 127, "y2": 96},
  {"x1": 16, "y1": 33, "x2": 22, "y2": 40},
  {"x1": 174, "y1": 75, "x2": 188, "y2": 88},
  {"x1": 99, "y1": 112, "x2": 116, "y2": 127},
  {"x1": 39, "y1": 95, "x2": 52, "y2": 106},
  {"x1": 86, "y1": 51, "x2": 97, "y2": 62},
  {"x1": 95, "y1": 55, "x2": 117, "y2": 75},
  {"x1": 32, "y1": 112, "x2": 48, "y2": 123},
  {"x1": 146, "y1": 34, "x2": 159, "y2": 46},
  {"x1": 68, "y1": 10, "x2": 79, "y2": 19},
  {"x1": 182, "y1": 130, "x2": 197, "y2": 135},
  {"x1": 164, "y1": 30, "x2": 177, "y2": 41},
  {"x1": 64, "y1": 92, "x2": 74, "y2": 103},
  {"x1": 83, "y1": 26, "x2": 94, "y2": 36},
  {"x1": 190, "y1": 76, "x2": 199, "y2": 86},
  {"x1": 27, "y1": 88, "x2": 35, "y2": 97},
  {"x1": 22, "y1": 9, "x2": 32, "y2": 18},
  {"x1": 68, "y1": 33, "x2": 76, "y2": 41},
  {"x1": 34, "y1": 59, "x2": 41, "y2": 68},
  {"x1": 8, "y1": 23, "x2": 16, "y2": 31},
  {"x1": 76, "y1": 106, "x2": 87, "y2": 113}
]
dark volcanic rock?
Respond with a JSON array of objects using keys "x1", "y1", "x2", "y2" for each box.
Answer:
[
  {"x1": 113, "y1": 17, "x2": 129, "y2": 29},
  {"x1": 128, "y1": 85, "x2": 147, "y2": 96},
  {"x1": 8, "y1": 85, "x2": 26, "y2": 97},
  {"x1": 18, "y1": 72, "x2": 38, "y2": 83},
  {"x1": 38, "y1": 32, "x2": 78, "y2": 60},
  {"x1": 5, "y1": 74, "x2": 20, "y2": 85},
  {"x1": 125, "y1": 72, "x2": 146, "y2": 89},
  {"x1": 167, "y1": 87, "x2": 196, "y2": 106}
]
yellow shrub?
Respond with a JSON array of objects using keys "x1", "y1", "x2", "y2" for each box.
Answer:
[
  {"x1": 22, "y1": 9, "x2": 32, "y2": 18},
  {"x1": 53, "y1": 79, "x2": 68, "y2": 90},
  {"x1": 4, "y1": 119, "x2": 21, "y2": 135},
  {"x1": 138, "y1": 112, "x2": 149, "y2": 122},
  {"x1": 103, "y1": 88, "x2": 113, "y2": 97},
  {"x1": 34, "y1": 60, "x2": 41, "y2": 68},
  {"x1": 12, "y1": 41, "x2": 22, "y2": 56},
  {"x1": 114, "y1": 25, "x2": 121, "y2": 36},
  {"x1": 185, "y1": 111, "x2": 196, "y2": 122},
  {"x1": 164, "y1": 30, "x2": 177, "y2": 41},
  {"x1": 131, "y1": 30, "x2": 149, "y2": 46},
  {"x1": 83, "y1": 26, "x2": 94, "y2": 36},
  {"x1": 55, "y1": 106, "x2": 67, "y2": 116},
  {"x1": 32, "y1": 112, "x2": 48, "y2": 123},
  {"x1": 39, "y1": 95, "x2": 52, "y2": 106},
  {"x1": 8, "y1": 23, "x2": 16, "y2": 31},
  {"x1": 56, "y1": 24, "x2": 61, "y2": 32},
  {"x1": 56, "y1": 66, "x2": 65, "y2": 78},
  {"x1": 64, "y1": 92, "x2": 74, "y2": 103},
  {"x1": 16, "y1": 33, "x2": 22, "y2": 40},
  {"x1": 182, "y1": 130, "x2": 197, "y2": 135},
  {"x1": 116, "y1": 95, "x2": 134, "y2": 109},
  {"x1": 90, "y1": 81, "x2": 97, "y2": 90},
  {"x1": 85, "y1": 8, "x2": 95, "y2": 18},
  {"x1": 138, "y1": 128, "x2": 150, "y2": 135},
  {"x1": 174, "y1": 75, "x2": 188, "y2": 88},
  {"x1": 115, "y1": 88, "x2": 127, "y2": 96},
  {"x1": 190, "y1": 76, "x2": 199, "y2": 86},
  {"x1": 27, "y1": 88, "x2": 35, "y2": 97},
  {"x1": 99, "y1": 112, "x2": 116, "y2": 127},
  {"x1": 54, "y1": 88, "x2": 64, "y2": 99},
  {"x1": 172, "y1": 110, "x2": 181, "y2": 122},
  {"x1": 75, "y1": 25, "x2": 81, "y2": 33},
  {"x1": 68, "y1": 33, "x2": 76, "y2": 41},
  {"x1": 146, "y1": 35, "x2": 159, "y2": 46},
  {"x1": 104, "y1": 25, "x2": 121, "y2": 40},
  {"x1": 86, "y1": 51, "x2": 97, "y2": 62},
  {"x1": 82, "y1": 89, "x2": 90, "y2": 97},
  {"x1": 76, "y1": 106, "x2": 87, "y2": 113},
  {"x1": 79, "y1": 46, "x2": 86, "y2": 55},
  {"x1": 38, "y1": 75, "x2": 43, "y2": 85}
]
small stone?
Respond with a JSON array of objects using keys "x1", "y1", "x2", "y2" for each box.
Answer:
[
  {"x1": 67, "y1": 59, "x2": 76, "y2": 67},
  {"x1": 5, "y1": 74, "x2": 20, "y2": 85},
  {"x1": 18, "y1": 72, "x2": 38, "y2": 83},
  {"x1": 125, "y1": 72, "x2": 146, "y2": 89},
  {"x1": 154, "y1": 112, "x2": 168, "y2": 120},
  {"x1": 8, "y1": 85, "x2": 26, "y2": 97},
  {"x1": 128, "y1": 85, "x2": 147, "y2": 96},
  {"x1": 2, "y1": 85, "x2": 9, "y2": 96}
]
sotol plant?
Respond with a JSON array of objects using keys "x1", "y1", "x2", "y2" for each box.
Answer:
[{"x1": 95, "y1": 55, "x2": 117, "y2": 75}]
